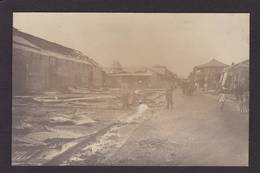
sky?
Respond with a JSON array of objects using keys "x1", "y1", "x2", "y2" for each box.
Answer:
[{"x1": 13, "y1": 13, "x2": 249, "y2": 77}]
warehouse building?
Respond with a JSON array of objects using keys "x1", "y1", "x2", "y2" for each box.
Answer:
[{"x1": 13, "y1": 28, "x2": 105, "y2": 95}]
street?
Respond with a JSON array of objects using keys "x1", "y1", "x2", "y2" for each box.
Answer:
[
  {"x1": 12, "y1": 88, "x2": 248, "y2": 166},
  {"x1": 106, "y1": 89, "x2": 248, "y2": 166}
]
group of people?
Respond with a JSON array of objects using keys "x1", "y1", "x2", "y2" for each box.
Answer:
[
  {"x1": 218, "y1": 86, "x2": 249, "y2": 113},
  {"x1": 120, "y1": 81, "x2": 177, "y2": 111},
  {"x1": 121, "y1": 80, "x2": 249, "y2": 114},
  {"x1": 239, "y1": 91, "x2": 249, "y2": 113},
  {"x1": 181, "y1": 80, "x2": 196, "y2": 96}
]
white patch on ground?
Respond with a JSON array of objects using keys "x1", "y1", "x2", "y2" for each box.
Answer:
[
  {"x1": 68, "y1": 125, "x2": 125, "y2": 163},
  {"x1": 72, "y1": 114, "x2": 96, "y2": 125},
  {"x1": 49, "y1": 116, "x2": 71, "y2": 123},
  {"x1": 42, "y1": 140, "x2": 79, "y2": 160},
  {"x1": 81, "y1": 130, "x2": 120, "y2": 155},
  {"x1": 69, "y1": 155, "x2": 85, "y2": 162},
  {"x1": 23, "y1": 128, "x2": 85, "y2": 142},
  {"x1": 123, "y1": 103, "x2": 150, "y2": 123},
  {"x1": 137, "y1": 104, "x2": 149, "y2": 114},
  {"x1": 15, "y1": 121, "x2": 33, "y2": 130},
  {"x1": 14, "y1": 136, "x2": 47, "y2": 146},
  {"x1": 48, "y1": 113, "x2": 96, "y2": 125}
]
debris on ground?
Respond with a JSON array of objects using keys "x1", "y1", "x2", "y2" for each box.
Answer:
[{"x1": 12, "y1": 88, "x2": 165, "y2": 165}]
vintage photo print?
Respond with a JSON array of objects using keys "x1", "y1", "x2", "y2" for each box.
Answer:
[{"x1": 12, "y1": 13, "x2": 249, "y2": 166}]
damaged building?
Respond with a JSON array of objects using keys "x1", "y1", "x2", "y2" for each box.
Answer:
[
  {"x1": 219, "y1": 59, "x2": 249, "y2": 92},
  {"x1": 191, "y1": 59, "x2": 228, "y2": 90},
  {"x1": 13, "y1": 28, "x2": 105, "y2": 95},
  {"x1": 105, "y1": 65, "x2": 177, "y2": 88}
]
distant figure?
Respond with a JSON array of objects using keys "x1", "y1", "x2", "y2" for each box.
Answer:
[
  {"x1": 240, "y1": 91, "x2": 249, "y2": 113},
  {"x1": 181, "y1": 80, "x2": 188, "y2": 95},
  {"x1": 128, "y1": 87, "x2": 135, "y2": 107},
  {"x1": 166, "y1": 83, "x2": 174, "y2": 110},
  {"x1": 121, "y1": 83, "x2": 130, "y2": 109},
  {"x1": 204, "y1": 82, "x2": 208, "y2": 92},
  {"x1": 218, "y1": 89, "x2": 226, "y2": 111},
  {"x1": 238, "y1": 96, "x2": 243, "y2": 113},
  {"x1": 234, "y1": 82, "x2": 244, "y2": 102},
  {"x1": 199, "y1": 78, "x2": 205, "y2": 88},
  {"x1": 187, "y1": 81, "x2": 195, "y2": 96},
  {"x1": 195, "y1": 82, "x2": 199, "y2": 89},
  {"x1": 243, "y1": 91, "x2": 249, "y2": 113}
]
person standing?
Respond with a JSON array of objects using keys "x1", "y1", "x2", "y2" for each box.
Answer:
[
  {"x1": 243, "y1": 91, "x2": 249, "y2": 113},
  {"x1": 181, "y1": 80, "x2": 186, "y2": 95},
  {"x1": 121, "y1": 83, "x2": 130, "y2": 109},
  {"x1": 218, "y1": 89, "x2": 226, "y2": 111},
  {"x1": 166, "y1": 82, "x2": 174, "y2": 110}
]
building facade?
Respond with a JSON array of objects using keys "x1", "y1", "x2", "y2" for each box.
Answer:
[
  {"x1": 191, "y1": 59, "x2": 228, "y2": 90},
  {"x1": 13, "y1": 28, "x2": 105, "y2": 95},
  {"x1": 105, "y1": 66, "x2": 177, "y2": 89},
  {"x1": 219, "y1": 59, "x2": 249, "y2": 92}
]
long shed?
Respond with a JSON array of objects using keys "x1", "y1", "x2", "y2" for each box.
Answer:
[{"x1": 13, "y1": 28, "x2": 105, "y2": 94}]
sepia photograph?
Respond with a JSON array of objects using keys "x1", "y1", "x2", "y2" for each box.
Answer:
[{"x1": 12, "y1": 13, "x2": 249, "y2": 166}]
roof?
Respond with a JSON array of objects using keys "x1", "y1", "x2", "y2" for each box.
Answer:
[
  {"x1": 149, "y1": 66, "x2": 166, "y2": 75},
  {"x1": 104, "y1": 66, "x2": 148, "y2": 74},
  {"x1": 13, "y1": 28, "x2": 78, "y2": 57},
  {"x1": 13, "y1": 43, "x2": 93, "y2": 66},
  {"x1": 106, "y1": 65, "x2": 176, "y2": 77},
  {"x1": 225, "y1": 59, "x2": 249, "y2": 72},
  {"x1": 108, "y1": 72, "x2": 153, "y2": 77},
  {"x1": 234, "y1": 59, "x2": 249, "y2": 68},
  {"x1": 13, "y1": 35, "x2": 40, "y2": 50},
  {"x1": 125, "y1": 66, "x2": 147, "y2": 73},
  {"x1": 195, "y1": 59, "x2": 228, "y2": 69},
  {"x1": 13, "y1": 28, "x2": 101, "y2": 68}
]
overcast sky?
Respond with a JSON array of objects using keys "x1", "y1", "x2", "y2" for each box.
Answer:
[{"x1": 13, "y1": 13, "x2": 249, "y2": 77}]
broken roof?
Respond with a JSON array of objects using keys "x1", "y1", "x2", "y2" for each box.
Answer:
[{"x1": 13, "y1": 28, "x2": 101, "y2": 68}]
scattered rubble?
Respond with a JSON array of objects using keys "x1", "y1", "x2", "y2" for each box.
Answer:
[{"x1": 12, "y1": 88, "x2": 164, "y2": 165}]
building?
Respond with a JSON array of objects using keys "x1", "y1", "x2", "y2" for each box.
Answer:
[
  {"x1": 106, "y1": 71, "x2": 153, "y2": 88},
  {"x1": 219, "y1": 59, "x2": 249, "y2": 92},
  {"x1": 191, "y1": 59, "x2": 228, "y2": 90},
  {"x1": 149, "y1": 66, "x2": 178, "y2": 88},
  {"x1": 105, "y1": 65, "x2": 177, "y2": 88},
  {"x1": 13, "y1": 28, "x2": 105, "y2": 95}
]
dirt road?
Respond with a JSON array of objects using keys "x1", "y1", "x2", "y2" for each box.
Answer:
[{"x1": 104, "y1": 89, "x2": 248, "y2": 166}]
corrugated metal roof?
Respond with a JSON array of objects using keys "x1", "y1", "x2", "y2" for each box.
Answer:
[
  {"x1": 13, "y1": 43, "x2": 93, "y2": 66},
  {"x1": 13, "y1": 28, "x2": 101, "y2": 68},
  {"x1": 13, "y1": 35, "x2": 40, "y2": 50}
]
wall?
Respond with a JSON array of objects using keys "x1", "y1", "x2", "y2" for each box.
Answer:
[
  {"x1": 13, "y1": 47, "x2": 102, "y2": 95},
  {"x1": 92, "y1": 67, "x2": 105, "y2": 88},
  {"x1": 197, "y1": 67, "x2": 225, "y2": 89}
]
